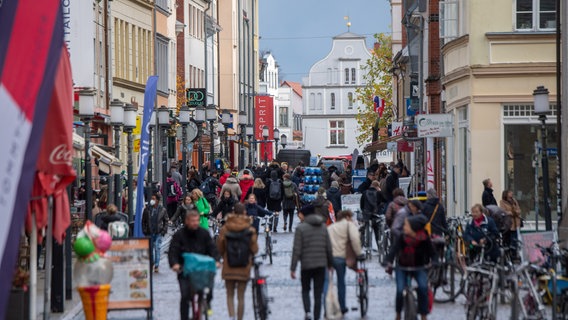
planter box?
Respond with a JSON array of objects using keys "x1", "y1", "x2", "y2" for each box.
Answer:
[{"x1": 5, "y1": 289, "x2": 29, "y2": 320}]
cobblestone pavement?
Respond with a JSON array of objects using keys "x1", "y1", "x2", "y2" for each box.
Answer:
[{"x1": 72, "y1": 218, "x2": 549, "y2": 320}]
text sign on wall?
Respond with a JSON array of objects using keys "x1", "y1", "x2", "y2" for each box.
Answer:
[
  {"x1": 416, "y1": 114, "x2": 453, "y2": 137},
  {"x1": 391, "y1": 122, "x2": 403, "y2": 137},
  {"x1": 255, "y1": 96, "x2": 274, "y2": 161},
  {"x1": 186, "y1": 88, "x2": 206, "y2": 107}
]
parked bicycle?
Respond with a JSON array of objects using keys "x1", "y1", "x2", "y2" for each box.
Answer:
[
  {"x1": 376, "y1": 214, "x2": 390, "y2": 264},
  {"x1": 252, "y1": 255, "x2": 272, "y2": 320}
]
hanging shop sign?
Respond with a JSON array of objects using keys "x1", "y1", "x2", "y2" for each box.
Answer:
[{"x1": 416, "y1": 114, "x2": 453, "y2": 138}]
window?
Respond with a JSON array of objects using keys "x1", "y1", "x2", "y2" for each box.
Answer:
[
  {"x1": 156, "y1": 0, "x2": 169, "y2": 12},
  {"x1": 329, "y1": 120, "x2": 345, "y2": 146},
  {"x1": 516, "y1": 0, "x2": 556, "y2": 31},
  {"x1": 330, "y1": 93, "x2": 336, "y2": 109},
  {"x1": 279, "y1": 107, "x2": 289, "y2": 127},
  {"x1": 317, "y1": 93, "x2": 323, "y2": 110},
  {"x1": 440, "y1": 0, "x2": 459, "y2": 44},
  {"x1": 351, "y1": 68, "x2": 356, "y2": 84},
  {"x1": 309, "y1": 93, "x2": 315, "y2": 110},
  {"x1": 156, "y1": 35, "x2": 169, "y2": 93},
  {"x1": 327, "y1": 68, "x2": 332, "y2": 84},
  {"x1": 348, "y1": 92, "x2": 354, "y2": 108},
  {"x1": 333, "y1": 68, "x2": 339, "y2": 83},
  {"x1": 344, "y1": 68, "x2": 349, "y2": 84}
]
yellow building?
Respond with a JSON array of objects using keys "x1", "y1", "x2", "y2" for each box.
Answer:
[{"x1": 440, "y1": 0, "x2": 558, "y2": 223}]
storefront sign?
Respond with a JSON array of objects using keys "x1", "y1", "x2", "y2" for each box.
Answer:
[
  {"x1": 416, "y1": 114, "x2": 453, "y2": 137},
  {"x1": 341, "y1": 194, "x2": 362, "y2": 218},
  {"x1": 107, "y1": 238, "x2": 153, "y2": 311},
  {"x1": 186, "y1": 88, "x2": 206, "y2": 107},
  {"x1": 426, "y1": 138, "x2": 435, "y2": 189},
  {"x1": 376, "y1": 150, "x2": 394, "y2": 163},
  {"x1": 391, "y1": 122, "x2": 403, "y2": 136},
  {"x1": 397, "y1": 140, "x2": 414, "y2": 152},
  {"x1": 255, "y1": 96, "x2": 274, "y2": 161}
]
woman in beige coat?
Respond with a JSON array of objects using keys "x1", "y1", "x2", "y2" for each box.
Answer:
[{"x1": 499, "y1": 190, "x2": 522, "y2": 252}]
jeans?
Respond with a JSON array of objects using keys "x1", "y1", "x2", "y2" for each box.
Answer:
[
  {"x1": 395, "y1": 267, "x2": 429, "y2": 315},
  {"x1": 332, "y1": 257, "x2": 348, "y2": 313},
  {"x1": 151, "y1": 234, "x2": 162, "y2": 268},
  {"x1": 301, "y1": 267, "x2": 326, "y2": 320},
  {"x1": 283, "y1": 209, "x2": 294, "y2": 230}
]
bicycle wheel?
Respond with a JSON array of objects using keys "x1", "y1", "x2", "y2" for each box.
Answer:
[
  {"x1": 267, "y1": 234, "x2": 273, "y2": 265},
  {"x1": 431, "y1": 262, "x2": 465, "y2": 303},
  {"x1": 358, "y1": 270, "x2": 368, "y2": 318},
  {"x1": 365, "y1": 223, "x2": 372, "y2": 259},
  {"x1": 252, "y1": 283, "x2": 261, "y2": 320},
  {"x1": 376, "y1": 222, "x2": 385, "y2": 264},
  {"x1": 403, "y1": 288, "x2": 417, "y2": 320}
]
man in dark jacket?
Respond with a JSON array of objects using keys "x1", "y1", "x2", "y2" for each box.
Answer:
[
  {"x1": 168, "y1": 209, "x2": 220, "y2": 320},
  {"x1": 326, "y1": 180, "x2": 342, "y2": 214},
  {"x1": 383, "y1": 164, "x2": 401, "y2": 202},
  {"x1": 360, "y1": 180, "x2": 386, "y2": 245},
  {"x1": 422, "y1": 188, "x2": 448, "y2": 237},
  {"x1": 356, "y1": 169, "x2": 375, "y2": 193},
  {"x1": 481, "y1": 178, "x2": 498, "y2": 207},
  {"x1": 142, "y1": 193, "x2": 169, "y2": 272},
  {"x1": 291, "y1": 204, "x2": 333, "y2": 320}
]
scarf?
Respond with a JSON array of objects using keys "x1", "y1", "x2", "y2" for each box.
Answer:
[{"x1": 473, "y1": 215, "x2": 484, "y2": 227}]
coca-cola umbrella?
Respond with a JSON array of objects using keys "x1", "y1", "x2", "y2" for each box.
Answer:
[{"x1": 26, "y1": 45, "x2": 75, "y2": 319}]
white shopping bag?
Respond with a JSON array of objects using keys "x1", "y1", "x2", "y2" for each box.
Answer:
[{"x1": 325, "y1": 279, "x2": 342, "y2": 320}]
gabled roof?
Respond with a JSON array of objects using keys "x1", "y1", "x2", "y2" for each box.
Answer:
[
  {"x1": 281, "y1": 80, "x2": 302, "y2": 97},
  {"x1": 333, "y1": 31, "x2": 366, "y2": 40}
]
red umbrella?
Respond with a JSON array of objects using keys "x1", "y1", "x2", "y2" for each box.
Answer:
[{"x1": 26, "y1": 46, "x2": 76, "y2": 244}]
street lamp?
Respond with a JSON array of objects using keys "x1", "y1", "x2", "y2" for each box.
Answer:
[
  {"x1": 123, "y1": 104, "x2": 137, "y2": 223},
  {"x1": 262, "y1": 125, "x2": 269, "y2": 167},
  {"x1": 109, "y1": 99, "x2": 124, "y2": 207},
  {"x1": 273, "y1": 127, "x2": 280, "y2": 158},
  {"x1": 195, "y1": 105, "x2": 206, "y2": 178},
  {"x1": 239, "y1": 111, "x2": 247, "y2": 169},
  {"x1": 246, "y1": 124, "x2": 254, "y2": 166},
  {"x1": 534, "y1": 85, "x2": 552, "y2": 231},
  {"x1": 157, "y1": 106, "x2": 170, "y2": 197},
  {"x1": 216, "y1": 122, "x2": 225, "y2": 158},
  {"x1": 221, "y1": 109, "x2": 231, "y2": 161},
  {"x1": 206, "y1": 104, "x2": 218, "y2": 173},
  {"x1": 78, "y1": 89, "x2": 95, "y2": 221},
  {"x1": 281, "y1": 134, "x2": 288, "y2": 149},
  {"x1": 179, "y1": 104, "x2": 191, "y2": 193}
]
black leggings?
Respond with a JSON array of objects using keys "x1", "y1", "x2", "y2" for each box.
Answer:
[
  {"x1": 301, "y1": 267, "x2": 326, "y2": 320},
  {"x1": 283, "y1": 209, "x2": 294, "y2": 229}
]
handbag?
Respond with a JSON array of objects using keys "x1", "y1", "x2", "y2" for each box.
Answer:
[
  {"x1": 325, "y1": 275, "x2": 342, "y2": 319},
  {"x1": 424, "y1": 204, "x2": 439, "y2": 235},
  {"x1": 345, "y1": 223, "x2": 357, "y2": 270}
]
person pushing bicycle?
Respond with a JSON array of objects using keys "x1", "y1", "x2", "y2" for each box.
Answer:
[{"x1": 382, "y1": 214, "x2": 436, "y2": 320}]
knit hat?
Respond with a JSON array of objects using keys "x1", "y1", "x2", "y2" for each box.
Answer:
[
  {"x1": 299, "y1": 204, "x2": 315, "y2": 216},
  {"x1": 407, "y1": 214, "x2": 428, "y2": 232},
  {"x1": 331, "y1": 181, "x2": 339, "y2": 188},
  {"x1": 426, "y1": 188, "x2": 438, "y2": 199},
  {"x1": 409, "y1": 199, "x2": 423, "y2": 211}
]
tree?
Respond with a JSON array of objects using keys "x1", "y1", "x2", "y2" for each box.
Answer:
[{"x1": 355, "y1": 33, "x2": 393, "y2": 151}]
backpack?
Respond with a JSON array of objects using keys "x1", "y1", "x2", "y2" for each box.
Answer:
[
  {"x1": 108, "y1": 221, "x2": 129, "y2": 239},
  {"x1": 166, "y1": 180, "x2": 177, "y2": 197},
  {"x1": 199, "y1": 178, "x2": 213, "y2": 195},
  {"x1": 225, "y1": 229, "x2": 253, "y2": 268},
  {"x1": 283, "y1": 182, "x2": 294, "y2": 199},
  {"x1": 268, "y1": 179, "x2": 282, "y2": 200}
]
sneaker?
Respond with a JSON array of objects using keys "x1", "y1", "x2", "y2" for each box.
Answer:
[
  {"x1": 154, "y1": 266, "x2": 159, "y2": 273},
  {"x1": 207, "y1": 309, "x2": 213, "y2": 317},
  {"x1": 283, "y1": 223, "x2": 287, "y2": 231},
  {"x1": 304, "y1": 312, "x2": 312, "y2": 320}
]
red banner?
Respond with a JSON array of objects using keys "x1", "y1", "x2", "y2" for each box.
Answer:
[
  {"x1": 397, "y1": 140, "x2": 414, "y2": 152},
  {"x1": 255, "y1": 96, "x2": 274, "y2": 161}
]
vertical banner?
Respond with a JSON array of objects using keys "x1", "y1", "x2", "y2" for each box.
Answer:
[
  {"x1": 134, "y1": 76, "x2": 158, "y2": 237},
  {"x1": 255, "y1": 96, "x2": 274, "y2": 162},
  {"x1": 426, "y1": 137, "x2": 435, "y2": 189}
]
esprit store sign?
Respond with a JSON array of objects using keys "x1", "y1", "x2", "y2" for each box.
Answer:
[{"x1": 254, "y1": 96, "x2": 274, "y2": 160}]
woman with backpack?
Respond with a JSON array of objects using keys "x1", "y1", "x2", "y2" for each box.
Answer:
[
  {"x1": 245, "y1": 178, "x2": 267, "y2": 208},
  {"x1": 191, "y1": 188, "x2": 211, "y2": 230},
  {"x1": 218, "y1": 203, "x2": 258, "y2": 320},
  {"x1": 265, "y1": 171, "x2": 283, "y2": 232},
  {"x1": 282, "y1": 174, "x2": 299, "y2": 232}
]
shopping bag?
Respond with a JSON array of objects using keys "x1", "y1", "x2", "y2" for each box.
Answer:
[{"x1": 325, "y1": 279, "x2": 342, "y2": 319}]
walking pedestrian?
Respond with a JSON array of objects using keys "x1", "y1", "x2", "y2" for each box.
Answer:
[
  {"x1": 326, "y1": 180, "x2": 342, "y2": 214},
  {"x1": 245, "y1": 178, "x2": 267, "y2": 208},
  {"x1": 481, "y1": 178, "x2": 498, "y2": 207},
  {"x1": 221, "y1": 175, "x2": 242, "y2": 201},
  {"x1": 238, "y1": 170, "x2": 255, "y2": 203},
  {"x1": 499, "y1": 190, "x2": 522, "y2": 252},
  {"x1": 266, "y1": 171, "x2": 283, "y2": 232},
  {"x1": 218, "y1": 203, "x2": 258, "y2": 320},
  {"x1": 291, "y1": 204, "x2": 334, "y2": 320},
  {"x1": 190, "y1": 188, "x2": 211, "y2": 230},
  {"x1": 171, "y1": 194, "x2": 195, "y2": 228},
  {"x1": 422, "y1": 188, "x2": 448, "y2": 238},
  {"x1": 245, "y1": 194, "x2": 271, "y2": 234},
  {"x1": 163, "y1": 172, "x2": 183, "y2": 219},
  {"x1": 142, "y1": 193, "x2": 169, "y2": 272},
  {"x1": 385, "y1": 188, "x2": 407, "y2": 228},
  {"x1": 213, "y1": 190, "x2": 237, "y2": 220},
  {"x1": 282, "y1": 173, "x2": 299, "y2": 232}
]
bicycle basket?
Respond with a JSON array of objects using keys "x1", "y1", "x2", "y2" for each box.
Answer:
[{"x1": 182, "y1": 253, "x2": 217, "y2": 291}]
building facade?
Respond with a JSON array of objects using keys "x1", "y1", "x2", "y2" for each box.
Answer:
[
  {"x1": 302, "y1": 32, "x2": 372, "y2": 157},
  {"x1": 279, "y1": 81, "x2": 303, "y2": 149}
]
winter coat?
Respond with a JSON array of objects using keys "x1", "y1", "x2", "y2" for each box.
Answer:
[
  {"x1": 313, "y1": 196, "x2": 331, "y2": 222},
  {"x1": 220, "y1": 177, "x2": 242, "y2": 201},
  {"x1": 163, "y1": 177, "x2": 183, "y2": 204},
  {"x1": 218, "y1": 214, "x2": 259, "y2": 281},
  {"x1": 282, "y1": 180, "x2": 299, "y2": 211},
  {"x1": 321, "y1": 169, "x2": 331, "y2": 189},
  {"x1": 194, "y1": 196, "x2": 211, "y2": 229},
  {"x1": 385, "y1": 196, "x2": 408, "y2": 228},
  {"x1": 239, "y1": 175, "x2": 255, "y2": 202},
  {"x1": 171, "y1": 203, "x2": 195, "y2": 224},
  {"x1": 482, "y1": 187, "x2": 498, "y2": 207},
  {"x1": 171, "y1": 170, "x2": 183, "y2": 190},
  {"x1": 291, "y1": 214, "x2": 333, "y2": 272},
  {"x1": 327, "y1": 219, "x2": 362, "y2": 258},
  {"x1": 422, "y1": 197, "x2": 448, "y2": 237},
  {"x1": 187, "y1": 177, "x2": 201, "y2": 193},
  {"x1": 360, "y1": 188, "x2": 386, "y2": 218},
  {"x1": 391, "y1": 206, "x2": 413, "y2": 240},
  {"x1": 168, "y1": 225, "x2": 220, "y2": 271},
  {"x1": 464, "y1": 214, "x2": 500, "y2": 261},
  {"x1": 219, "y1": 173, "x2": 230, "y2": 186},
  {"x1": 383, "y1": 171, "x2": 400, "y2": 202},
  {"x1": 265, "y1": 174, "x2": 283, "y2": 211},
  {"x1": 245, "y1": 203, "x2": 271, "y2": 233},
  {"x1": 142, "y1": 204, "x2": 169, "y2": 236},
  {"x1": 213, "y1": 196, "x2": 236, "y2": 219},
  {"x1": 246, "y1": 186, "x2": 267, "y2": 208},
  {"x1": 499, "y1": 199, "x2": 522, "y2": 231},
  {"x1": 357, "y1": 178, "x2": 373, "y2": 193},
  {"x1": 326, "y1": 187, "x2": 342, "y2": 214},
  {"x1": 386, "y1": 230, "x2": 435, "y2": 268},
  {"x1": 339, "y1": 182, "x2": 352, "y2": 195}
]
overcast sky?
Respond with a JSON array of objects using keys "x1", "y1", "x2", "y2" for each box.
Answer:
[{"x1": 259, "y1": 0, "x2": 392, "y2": 83}]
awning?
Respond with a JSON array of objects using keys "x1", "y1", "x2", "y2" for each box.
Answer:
[
  {"x1": 363, "y1": 136, "x2": 402, "y2": 153},
  {"x1": 72, "y1": 132, "x2": 122, "y2": 174}
]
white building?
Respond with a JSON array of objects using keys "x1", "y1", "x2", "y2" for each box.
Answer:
[
  {"x1": 277, "y1": 81, "x2": 303, "y2": 149},
  {"x1": 259, "y1": 52, "x2": 279, "y2": 97},
  {"x1": 302, "y1": 32, "x2": 372, "y2": 157}
]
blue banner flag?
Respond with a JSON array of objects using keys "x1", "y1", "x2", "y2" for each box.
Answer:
[{"x1": 134, "y1": 76, "x2": 158, "y2": 237}]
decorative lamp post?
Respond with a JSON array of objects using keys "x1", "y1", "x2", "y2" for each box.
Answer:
[
  {"x1": 195, "y1": 105, "x2": 206, "y2": 177},
  {"x1": 78, "y1": 90, "x2": 95, "y2": 221},
  {"x1": 262, "y1": 125, "x2": 269, "y2": 167},
  {"x1": 239, "y1": 111, "x2": 247, "y2": 169},
  {"x1": 273, "y1": 127, "x2": 280, "y2": 158},
  {"x1": 246, "y1": 124, "x2": 254, "y2": 166},
  {"x1": 157, "y1": 106, "x2": 170, "y2": 196},
  {"x1": 109, "y1": 99, "x2": 124, "y2": 207},
  {"x1": 221, "y1": 109, "x2": 231, "y2": 160},
  {"x1": 206, "y1": 104, "x2": 217, "y2": 173},
  {"x1": 216, "y1": 122, "x2": 225, "y2": 158},
  {"x1": 533, "y1": 85, "x2": 553, "y2": 231},
  {"x1": 281, "y1": 134, "x2": 287, "y2": 149},
  {"x1": 123, "y1": 104, "x2": 137, "y2": 223},
  {"x1": 179, "y1": 104, "x2": 191, "y2": 193}
]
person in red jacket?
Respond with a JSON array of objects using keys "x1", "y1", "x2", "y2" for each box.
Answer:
[
  {"x1": 239, "y1": 170, "x2": 255, "y2": 203},
  {"x1": 219, "y1": 168, "x2": 231, "y2": 186}
]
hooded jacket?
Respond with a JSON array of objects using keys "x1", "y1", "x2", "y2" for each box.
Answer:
[
  {"x1": 291, "y1": 214, "x2": 333, "y2": 271},
  {"x1": 218, "y1": 214, "x2": 258, "y2": 281},
  {"x1": 265, "y1": 171, "x2": 283, "y2": 211},
  {"x1": 313, "y1": 195, "x2": 331, "y2": 221},
  {"x1": 220, "y1": 176, "x2": 242, "y2": 201},
  {"x1": 239, "y1": 174, "x2": 255, "y2": 202},
  {"x1": 327, "y1": 219, "x2": 362, "y2": 258},
  {"x1": 282, "y1": 179, "x2": 299, "y2": 211},
  {"x1": 385, "y1": 195, "x2": 408, "y2": 228},
  {"x1": 326, "y1": 187, "x2": 342, "y2": 214}
]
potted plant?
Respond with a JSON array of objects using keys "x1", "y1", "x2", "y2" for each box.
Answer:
[{"x1": 6, "y1": 267, "x2": 30, "y2": 320}]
